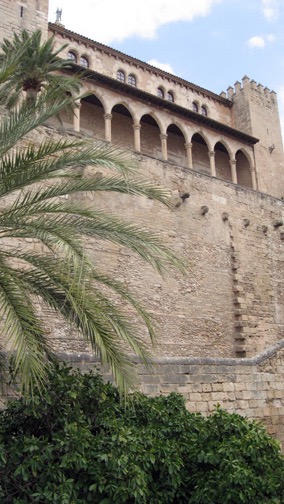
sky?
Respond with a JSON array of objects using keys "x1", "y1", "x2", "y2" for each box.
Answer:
[{"x1": 48, "y1": 0, "x2": 284, "y2": 139}]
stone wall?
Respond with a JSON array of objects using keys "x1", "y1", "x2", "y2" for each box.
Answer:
[
  {"x1": 12, "y1": 124, "x2": 283, "y2": 362},
  {"x1": 77, "y1": 149, "x2": 284, "y2": 360},
  {"x1": 55, "y1": 339, "x2": 284, "y2": 449},
  {"x1": 1, "y1": 0, "x2": 284, "y2": 448},
  {"x1": 2, "y1": 339, "x2": 284, "y2": 449},
  {"x1": 0, "y1": 0, "x2": 48, "y2": 44}
]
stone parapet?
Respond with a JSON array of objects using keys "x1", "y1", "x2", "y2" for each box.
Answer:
[{"x1": 54, "y1": 338, "x2": 284, "y2": 448}]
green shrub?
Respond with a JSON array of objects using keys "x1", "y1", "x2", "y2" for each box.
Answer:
[{"x1": 0, "y1": 364, "x2": 283, "y2": 503}]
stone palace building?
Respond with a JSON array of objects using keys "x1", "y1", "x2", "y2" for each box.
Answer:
[{"x1": 1, "y1": 0, "x2": 284, "y2": 445}]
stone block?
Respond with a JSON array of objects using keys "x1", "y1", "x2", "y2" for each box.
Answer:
[
  {"x1": 195, "y1": 401, "x2": 209, "y2": 412},
  {"x1": 202, "y1": 383, "x2": 212, "y2": 392},
  {"x1": 211, "y1": 392, "x2": 227, "y2": 401},
  {"x1": 189, "y1": 392, "x2": 203, "y2": 402}
]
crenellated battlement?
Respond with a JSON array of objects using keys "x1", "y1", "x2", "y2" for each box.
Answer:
[{"x1": 223, "y1": 76, "x2": 277, "y2": 106}]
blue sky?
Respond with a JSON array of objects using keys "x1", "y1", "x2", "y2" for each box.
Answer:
[{"x1": 48, "y1": 0, "x2": 284, "y2": 138}]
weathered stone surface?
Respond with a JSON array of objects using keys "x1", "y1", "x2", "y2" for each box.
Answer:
[{"x1": 1, "y1": 0, "x2": 284, "y2": 448}]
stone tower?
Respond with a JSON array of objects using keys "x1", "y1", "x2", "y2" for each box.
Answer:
[
  {"x1": 231, "y1": 76, "x2": 284, "y2": 198},
  {"x1": 0, "y1": 0, "x2": 49, "y2": 45}
]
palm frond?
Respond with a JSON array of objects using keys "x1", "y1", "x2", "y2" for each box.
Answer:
[
  {"x1": 0, "y1": 257, "x2": 53, "y2": 393},
  {"x1": 0, "y1": 29, "x2": 183, "y2": 394},
  {"x1": 0, "y1": 145, "x2": 138, "y2": 197},
  {"x1": 0, "y1": 195, "x2": 183, "y2": 274},
  {"x1": 0, "y1": 91, "x2": 78, "y2": 157},
  {"x1": 1, "y1": 173, "x2": 172, "y2": 209},
  {"x1": 0, "y1": 30, "x2": 80, "y2": 109},
  {"x1": 8, "y1": 252, "x2": 154, "y2": 391},
  {"x1": 0, "y1": 34, "x2": 31, "y2": 85}
]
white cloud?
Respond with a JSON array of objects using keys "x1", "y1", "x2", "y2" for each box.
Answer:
[
  {"x1": 261, "y1": 0, "x2": 280, "y2": 21},
  {"x1": 49, "y1": 0, "x2": 222, "y2": 44},
  {"x1": 147, "y1": 59, "x2": 175, "y2": 74},
  {"x1": 247, "y1": 33, "x2": 276, "y2": 48},
  {"x1": 248, "y1": 36, "x2": 266, "y2": 48}
]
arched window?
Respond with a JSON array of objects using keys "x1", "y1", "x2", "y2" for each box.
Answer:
[
  {"x1": 117, "y1": 70, "x2": 125, "y2": 82},
  {"x1": 80, "y1": 56, "x2": 89, "y2": 68},
  {"x1": 167, "y1": 91, "x2": 174, "y2": 103},
  {"x1": 192, "y1": 102, "x2": 199, "y2": 113},
  {"x1": 68, "y1": 51, "x2": 77, "y2": 63},
  {"x1": 201, "y1": 105, "x2": 208, "y2": 116},
  {"x1": 157, "y1": 87, "x2": 164, "y2": 99},
  {"x1": 128, "y1": 74, "x2": 136, "y2": 87}
]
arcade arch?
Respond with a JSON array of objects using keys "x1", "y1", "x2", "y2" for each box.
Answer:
[
  {"x1": 191, "y1": 133, "x2": 210, "y2": 175},
  {"x1": 214, "y1": 142, "x2": 232, "y2": 182},
  {"x1": 80, "y1": 94, "x2": 105, "y2": 139},
  {"x1": 236, "y1": 150, "x2": 252, "y2": 189},
  {"x1": 45, "y1": 92, "x2": 75, "y2": 131},
  {"x1": 44, "y1": 84, "x2": 256, "y2": 190},
  {"x1": 166, "y1": 124, "x2": 187, "y2": 166},
  {"x1": 140, "y1": 114, "x2": 162, "y2": 159},
  {"x1": 111, "y1": 104, "x2": 134, "y2": 149}
]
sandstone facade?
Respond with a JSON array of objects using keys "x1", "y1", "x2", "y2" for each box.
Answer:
[{"x1": 1, "y1": 0, "x2": 284, "y2": 445}]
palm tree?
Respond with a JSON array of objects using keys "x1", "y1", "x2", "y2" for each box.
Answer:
[
  {"x1": 0, "y1": 29, "x2": 80, "y2": 108},
  {"x1": 0, "y1": 32, "x2": 182, "y2": 394}
]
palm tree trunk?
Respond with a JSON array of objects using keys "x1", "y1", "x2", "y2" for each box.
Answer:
[{"x1": 25, "y1": 88, "x2": 38, "y2": 106}]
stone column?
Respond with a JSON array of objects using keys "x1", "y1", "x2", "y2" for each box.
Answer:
[
  {"x1": 185, "y1": 142, "x2": 193, "y2": 169},
  {"x1": 208, "y1": 150, "x2": 216, "y2": 177},
  {"x1": 133, "y1": 123, "x2": 141, "y2": 152},
  {"x1": 251, "y1": 167, "x2": 257, "y2": 190},
  {"x1": 160, "y1": 133, "x2": 168, "y2": 161},
  {"x1": 104, "y1": 113, "x2": 112, "y2": 142},
  {"x1": 73, "y1": 100, "x2": 81, "y2": 132},
  {"x1": 230, "y1": 159, "x2": 237, "y2": 184}
]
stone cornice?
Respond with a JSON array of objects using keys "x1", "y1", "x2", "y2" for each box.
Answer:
[{"x1": 57, "y1": 337, "x2": 284, "y2": 367}]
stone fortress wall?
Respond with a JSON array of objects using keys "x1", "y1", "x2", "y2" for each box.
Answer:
[{"x1": 1, "y1": 0, "x2": 284, "y2": 445}]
